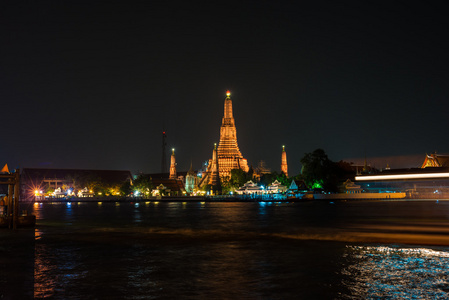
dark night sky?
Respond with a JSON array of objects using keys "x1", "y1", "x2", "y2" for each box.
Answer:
[{"x1": 1, "y1": 1, "x2": 448, "y2": 175}]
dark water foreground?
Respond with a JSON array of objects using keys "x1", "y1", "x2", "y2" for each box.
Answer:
[{"x1": 1, "y1": 200, "x2": 449, "y2": 299}]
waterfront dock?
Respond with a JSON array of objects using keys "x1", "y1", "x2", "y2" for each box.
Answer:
[{"x1": 0, "y1": 168, "x2": 36, "y2": 229}]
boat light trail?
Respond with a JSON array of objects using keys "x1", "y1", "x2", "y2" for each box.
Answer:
[{"x1": 356, "y1": 173, "x2": 449, "y2": 181}]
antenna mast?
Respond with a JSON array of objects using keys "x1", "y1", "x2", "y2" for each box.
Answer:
[{"x1": 161, "y1": 131, "x2": 168, "y2": 174}]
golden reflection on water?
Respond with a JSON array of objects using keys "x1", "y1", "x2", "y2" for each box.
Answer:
[
  {"x1": 213, "y1": 202, "x2": 252, "y2": 224},
  {"x1": 32, "y1": 203, "x2": 43, "y2": 220},
  {"x1": 197, "y1": 242, "x2": 257, "y2": 298},
  {"x1": 34, "y1": 228, "x2": 56, "y2": 298}
]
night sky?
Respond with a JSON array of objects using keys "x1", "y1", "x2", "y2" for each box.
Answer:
[{"x1": 2, "y1": 1, "x2": 448, "y2": 175}]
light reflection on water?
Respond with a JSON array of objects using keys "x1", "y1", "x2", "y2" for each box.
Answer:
[
  {"x1": 343, "y1": 246, "x2": 449, "y2": 299},
  {"x1": 2, "y1": 201, "x2": 449, "y2": 298},
  {"x1": 34, "y1": 228, "x2": 56, "y2": 298}
]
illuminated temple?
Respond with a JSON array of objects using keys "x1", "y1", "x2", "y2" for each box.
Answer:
[
  {"x1": 421, "y1": 153, "x2": 449, "y2": 168},
  {"x1": 200, "y1": 91, "x2": 249, "y2": 186},
  {"x1": 216, "y1": 91, "x2": 249, "y2": 178}
]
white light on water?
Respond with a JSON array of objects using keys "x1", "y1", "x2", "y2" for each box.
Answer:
[
  {"x1": 344, "y1": 245, "x2": 449, "y2": 299},
  {"x1": 355, "y1": 246, "x2": 449, "y2": 258}
]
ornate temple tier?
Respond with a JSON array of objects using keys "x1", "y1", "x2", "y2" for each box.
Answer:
[
  {"x1": 215, "y1": 91, "x2": 249, "y2": 180},
  {"x1": 281, "y1": 145, "x2": 288, "y2": 177},
  {"x1": 169, "y1": 148, "x2": 177, "y2": 179}
]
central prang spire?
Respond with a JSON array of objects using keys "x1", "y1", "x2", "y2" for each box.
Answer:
[
  {"x1": 223, "y1": 90, "x2": 234, "y2": 120},
  {"x1": 215, "y1": 90, "x2": 249, "y2": 181}
]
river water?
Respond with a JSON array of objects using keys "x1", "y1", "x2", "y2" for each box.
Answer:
[{"x1": 1, "y1": 200, "x2": 449, "y2": 299}]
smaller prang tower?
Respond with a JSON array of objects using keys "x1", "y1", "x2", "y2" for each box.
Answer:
[
  {"x1": 169, "y1": 148, "x2": 177, "y2": 179},
  {"x1": 185, "y1": 162, "x2": 196, "y2": 193},
  {"x1": 209, "y1": 143, "x2": 220, "y2": 186},
  {"x1": 281, "y1": 145, "x2": 288, "y2": 177}
]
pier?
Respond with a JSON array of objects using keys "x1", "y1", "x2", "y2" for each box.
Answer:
[{"x1": 0, "y1": 169, "x2": 35, "y2": 229}]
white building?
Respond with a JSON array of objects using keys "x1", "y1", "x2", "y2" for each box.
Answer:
[
  {"x1": 236, "y1": 181, "x2": 264, "y2": 195},
  {"x1": 268, "y1": 180, "x2": 287, "y2": 194}
]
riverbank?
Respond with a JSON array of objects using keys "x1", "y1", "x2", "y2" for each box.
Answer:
[
  {"x1": 32, "y1": 193, "x2": 449, "y2": 203},
  {"x1": 32, "y1": 194, "x2": 290, "y2": 203}
]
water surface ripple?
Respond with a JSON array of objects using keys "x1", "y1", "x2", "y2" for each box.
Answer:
[{"x1": 0, "y1": 200, "x2": 448, "y2": 299}]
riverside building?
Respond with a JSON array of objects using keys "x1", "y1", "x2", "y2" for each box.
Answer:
[{"x1": 355, "y1": 153, "x2": 449, "y2": 199}]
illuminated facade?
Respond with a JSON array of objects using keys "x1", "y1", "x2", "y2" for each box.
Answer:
[
  {"x1": 236, "y1": 180, "x2": 263, "y2": 194},
  {"x1": 20, "y1": 168, "x2": 132, "y2": 199},
  {"x1": 215, "y1": 91, "x2": 249, "y2": 180},
  {"x1": 209, "y1": 144, "x2": 220, "y2": 185},
  {"x1": 185, "y1": 163, "x2": 196, "y2": 193},
  {"x1": 421, "y1": 153, "x2": 449, "y2": 168},
  {"x1": 281, "y1": 145, "x2": 288, "y2": 177},
  {"x1": 352, "y1": 153, "x2": 449, "y2": 199},
  {"x1": 169, "y1": 149, "x2": 177, "y2": 179},
  {"x1": 355, "y1": 167, "x2": 449, "y2": 199},
  {"x1": 268, "y1": 180, "x2": 288, "y2": 194}
]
